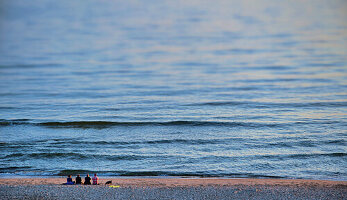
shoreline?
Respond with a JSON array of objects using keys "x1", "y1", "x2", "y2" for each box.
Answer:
[
  {"x1": 1, "y1": 177, "x2": 345, "y2": 199},
  {"x1": 0, "y1": 177, "x2": 346, "y2": 187}
]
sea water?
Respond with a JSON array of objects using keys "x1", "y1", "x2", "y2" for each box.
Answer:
[{"x1": 0, "y1": 0, "x2": 346, "y2": 180}]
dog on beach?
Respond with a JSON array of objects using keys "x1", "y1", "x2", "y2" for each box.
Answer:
[{"x1": 105, "y1": 180, "x2": 112, "y2": 185}]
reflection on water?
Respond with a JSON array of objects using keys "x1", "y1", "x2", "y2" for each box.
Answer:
[{"x1": 0, "y1": 0, "x2": 346, "y2": 180}]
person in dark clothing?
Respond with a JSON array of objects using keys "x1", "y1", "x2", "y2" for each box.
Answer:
[
  {"x1": 75, "y1": 174, "x2": 82, "y2": 184},
  {"x1": 64, "y1": 175, "x2": 74, "y2": 185},
  {"x1": 84, "y1": 174, "x2": 91, "y2": 185}
]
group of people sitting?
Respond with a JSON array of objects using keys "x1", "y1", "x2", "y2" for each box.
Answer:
[{"x1": 64, "y1": 174, "x2": 99, "y2": 185}]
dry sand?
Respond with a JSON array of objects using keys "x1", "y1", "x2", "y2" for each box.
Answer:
[
  {"x1": 0, "y1": 177, "x2": 346, "y2": 199},
  {"x1": 0, "y1": 177, "x2": 346, "y2": 187}
]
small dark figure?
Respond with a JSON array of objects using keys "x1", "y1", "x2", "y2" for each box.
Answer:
[
  {"x1": 75, "y1": 174, "x2": 82, "y2": 184},
  {"x1": 105, "y1": 180, "x2": 112, "y2": 185},
  {"x1": 84, "y1": 174, "x2": 91, "y2": 185},
  {"x1": 64, "y1": 175, "x2": 75, "y2": 185}
]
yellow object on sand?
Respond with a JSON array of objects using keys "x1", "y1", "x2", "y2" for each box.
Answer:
[{"x1": 109, "y1": 185, "x2": 120, "y2": 188}]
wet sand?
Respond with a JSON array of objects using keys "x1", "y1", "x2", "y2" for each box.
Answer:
[{"x1": 0, "y1": 177, "x2": 346, "y2": 199}]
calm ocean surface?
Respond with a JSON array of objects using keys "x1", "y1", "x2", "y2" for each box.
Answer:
[{"x1": 0, "y1": 0, "x2": 346, "y2": 180}]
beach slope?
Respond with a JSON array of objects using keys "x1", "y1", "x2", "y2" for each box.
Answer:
[{"x1": 0, "y1": 178, "x2": 346, "y2": 199}]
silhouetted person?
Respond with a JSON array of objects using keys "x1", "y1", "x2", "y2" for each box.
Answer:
[
  {"x1": 65, "y1": 175, "x2": 74, "y2": 185},
  {"x1": 84, "y1": 174, "x2": 91, "y2": 185},
  {"x1": 92, "y1": 173, "x2": 99, "y2": 185},
  {"x1": 75, "y1": 174, "x2": 82, "y2": 184}
]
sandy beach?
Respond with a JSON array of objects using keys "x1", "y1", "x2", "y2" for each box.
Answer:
[{"x1": 0, "y1": 177, "x2": 346, "y2": 199}]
